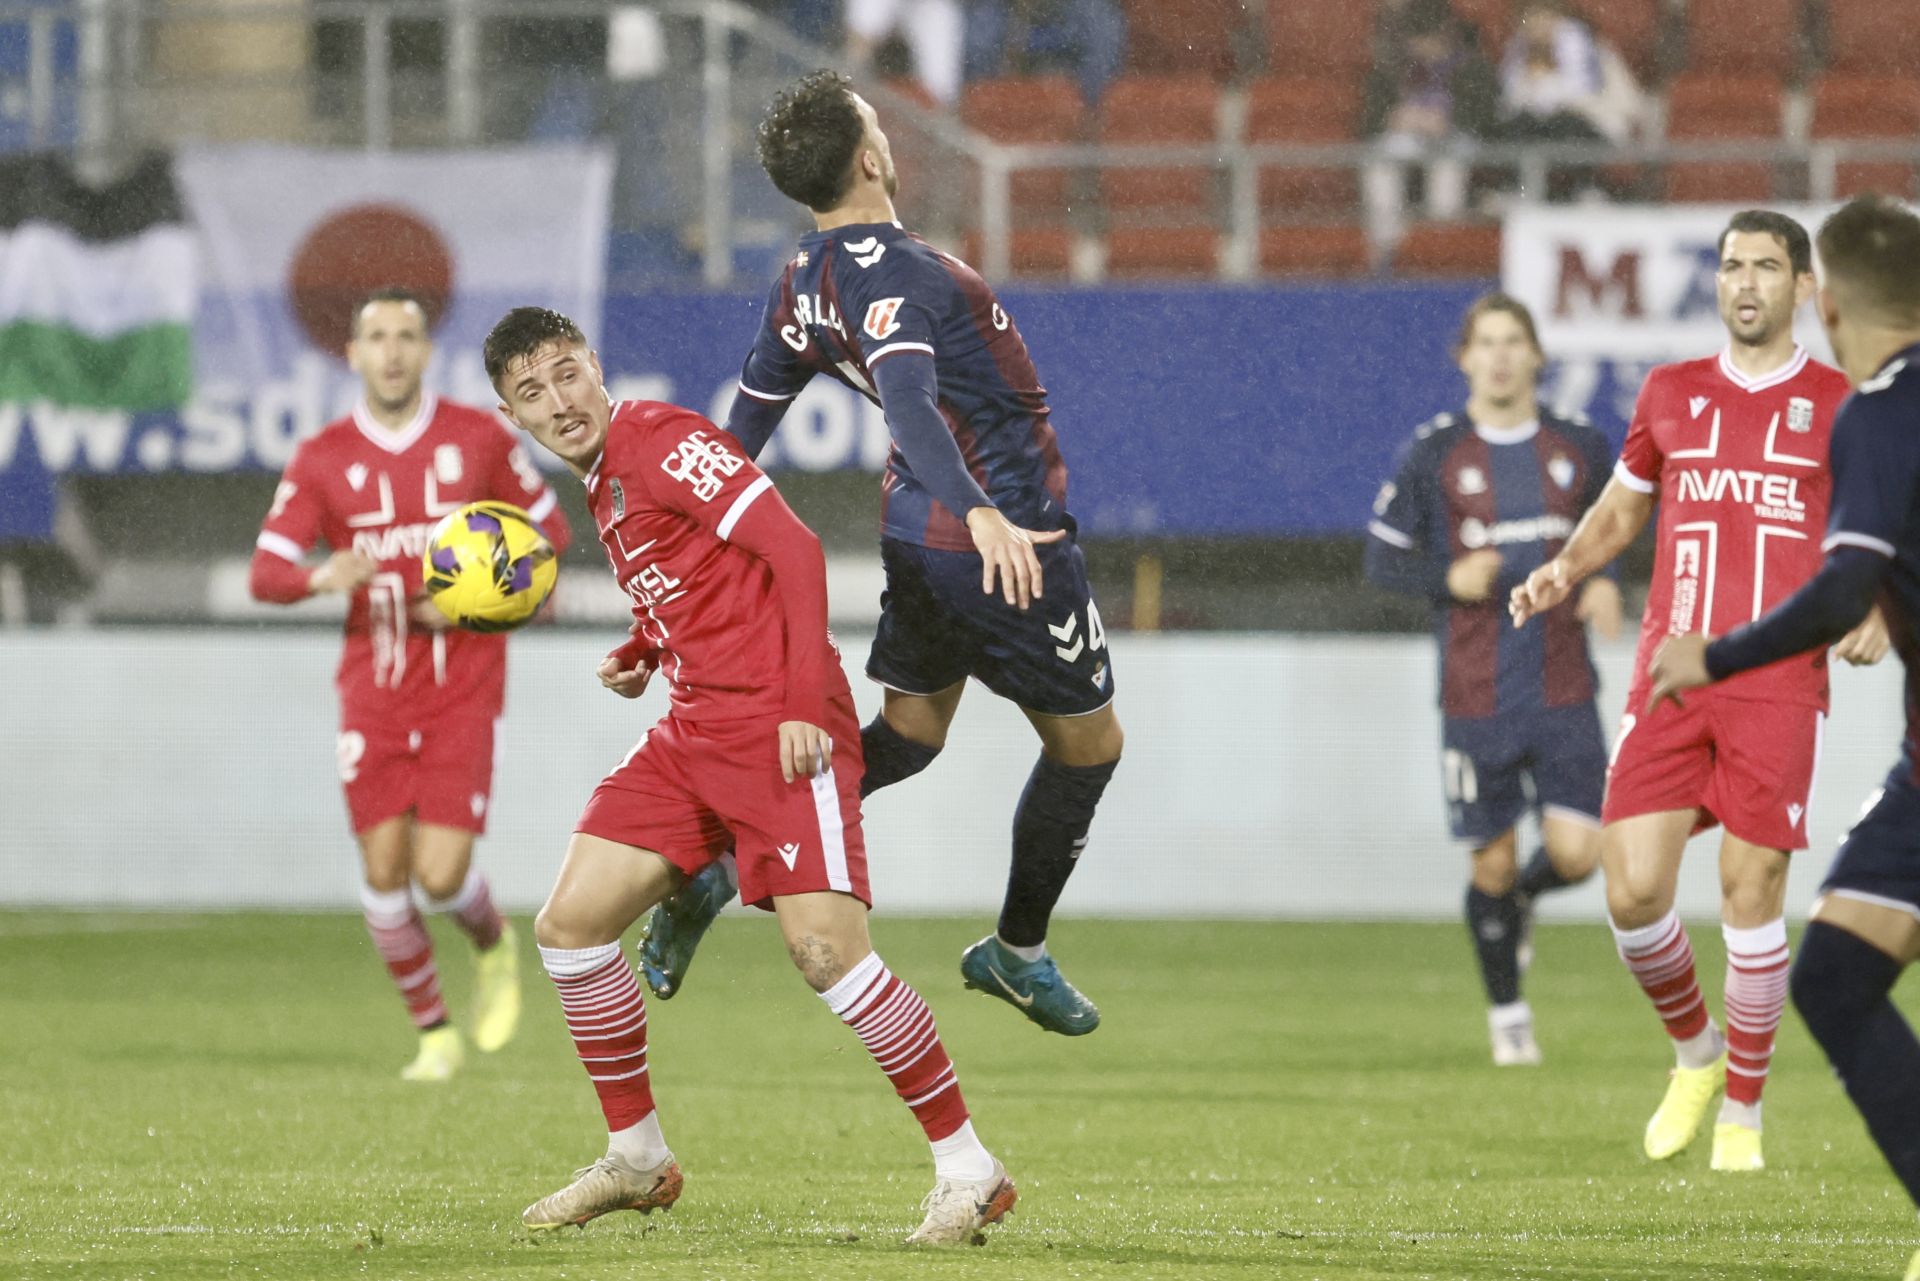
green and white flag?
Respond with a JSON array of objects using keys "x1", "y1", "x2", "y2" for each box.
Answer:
[{"x1": 0, "y1": 153, "x2": 196, "y2": 410}]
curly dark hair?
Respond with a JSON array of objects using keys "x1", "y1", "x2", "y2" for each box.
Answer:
[
  {"x1": 756, "y1": 69, "x2": 866, "y2": 212},
  {"x1": 483, "y1": 307, "x2": 586, "y2": 390}
]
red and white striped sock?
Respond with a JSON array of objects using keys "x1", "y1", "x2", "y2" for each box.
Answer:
[
  {"x1": 820, "y1": 952, "x2": 990, "y2": 1179},
  {"x1": 1722, "y1": 918, "x2": 1791, "y2": 1123},
  {"x1": 1611, "y1": 911, "x2": 1720, "y2": 1066},
  {"x1": 360, "y1": 884, "x2": 448, "y2": 1029},
  {"x1": 540, "y1": 943, "x2": 657, "y2": 1132},
  {"x1": 430, "y1": 867, "x2": 505, "y2": 951}
]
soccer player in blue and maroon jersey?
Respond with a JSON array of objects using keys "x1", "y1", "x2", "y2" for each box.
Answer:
[
  {"x1": 1649, "y1": 196, "x2": 1920, "y2": 1281},
  {"x1": 639, "y1": 69, "x2": 1122, "y2": 1037},
  {"x1": 1365, "y1": 294, "x2": 1621, "y2": 1066}
]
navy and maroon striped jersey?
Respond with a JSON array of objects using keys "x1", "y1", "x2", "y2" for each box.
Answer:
[
  {"x1": 732, "y1": 221, "x2": 1068, "y2": 552},
  {"x1": 1365, "y1": 409, "x2": 1615, "y2": 719}
]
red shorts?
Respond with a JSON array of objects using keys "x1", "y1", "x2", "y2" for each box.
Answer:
[
  {"x1": 1603, "y1": 692, "x2": 1824, "y2": 851},
  {"x1": 336, "y1": 714, "x2": 497, "y2": 836},
  {"x1": 577, "y1": 696, "x2": 871, "y2": 909}
]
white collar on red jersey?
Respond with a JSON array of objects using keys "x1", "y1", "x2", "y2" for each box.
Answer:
[
  {"x1": 582, "y1": 401, "x2": 625, "y2": 492},
  {"x1": 351, "y1": 392, "x2": 439, "y2": 455},
  {"x1": 1718, "y1": 345, "x2": 1808, "y2": 394},
  {"x1": 1473, "y1": 417, "x2": 1538, "y2": 445}
]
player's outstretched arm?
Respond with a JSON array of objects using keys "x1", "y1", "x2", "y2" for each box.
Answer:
[{"x1": 1510, "y1": 478, "x2": 1652, "y2": 627}]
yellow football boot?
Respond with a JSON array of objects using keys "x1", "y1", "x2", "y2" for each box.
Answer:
[
  {"x1": 472, "y1": 922, "x2": 522, "y2": 1053},
  {"x1": 1644, "y1": 1053, "x2": 1726, "y2": 1160},
  {"x1": 1709, "y1": 1122, "x2": 1764, "y2": 1172},
  {"x1": 1903, "y1": 1245, "x2": 1920, "y2": 1281},
  {"x1": 399, "y1": 1024, "x2": 465, "y2": 1082}
]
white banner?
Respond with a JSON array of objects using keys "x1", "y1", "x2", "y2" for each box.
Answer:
[
  {"x1": 175, "y1": 144, "x2": 614, "y2": 417},
  {"x1": 1502, "y1": 204, "x2": 1838, "y2": 364}
]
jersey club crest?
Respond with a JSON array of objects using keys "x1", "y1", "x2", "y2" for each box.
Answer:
[
  {"x1": 610, "y1": 477, "x2": 625, "y2": 522},
  {"x1": 1787, "y1": 396, "x2": 1814, "y2": 433}
]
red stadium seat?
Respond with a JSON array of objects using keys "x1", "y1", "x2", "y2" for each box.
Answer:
[
  {"x1": 1394, "y1": 222, "x2": 1502, "y2": 278},
  {"x1": 1811, "y1": 76, "x2": 1920, "y2": 199},
  {"x1": 1259, "y1": 222, "x2": 1372, "y2": 278},
  {"x1": 1663, "y1": 74, "x2": 1784, "y2": 202},
  {"x1": 1684, "y1": 0, "x2": 1800, "y2": 76},
  {"x1": 1098, "y1": 75, "x2": 1222, "y2": 216},
  {"x1": 1104, "y1": 227, "x2": 1220, "y2": 279},
  {"x1": 960, "y1": 77, "x2": 1086, "y2": 219},
  {"x1": 1585, "y1": 0, "x2": 1665, "y2": 84},
  {"x1": 961, "y1": 227, "x2": 1075, "y2": 278},
  {"x1": 1123, "y1": 0, "x2": 1246, "y2": 78},
  {"x1": 1266, "y1": 0, "x2": 1377, "y2": 80},
  {"x1": 1245, "y1": 76, "x2": 1362, "y2": 214},
  {"x1": 1826, "y1": 0, "x2": 1920, "y2": 76}
]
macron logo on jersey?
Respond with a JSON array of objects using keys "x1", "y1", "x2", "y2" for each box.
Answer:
[{"x1": 1690, "y1": 396, "x2": 1711, "y2": 419}]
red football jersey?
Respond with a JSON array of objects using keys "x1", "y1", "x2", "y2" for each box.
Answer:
[
  {"x1": 585, "y1": 399, "x2": 846, "y2": 725},
  {"x1": 1616, "y1": 346, "x2": 1850, "y2": 708},
  {"x1": 255, "y1": 395, "x2": 567, "y2": 721}
]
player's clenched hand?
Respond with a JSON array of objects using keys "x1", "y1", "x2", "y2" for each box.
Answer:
[
  {"x1": 1510, "y1": 558, "x2": 1574, "y2": 627},
  {"x1": 1835, "y1": 605, "x2": 1891, "y2": 667},
  {"x1": 407, "y1": 595, "x2": 453, "y2": 631},
  {"x1": 966, "y1": 506, "x2": 1067, "y2": 610},
  {"x1": 777, "y1": 721, "x2": 833, "y2": 784},
  {"x1": 1446, "y1": 549, "x2": 1503, "y2": 604},
  {"x1": 1646, "y1": 632, "x2": 1712, "y2": 714},
  {"x1": 597, "y1": 646, "x2": 656, "y2": 699},
  {"x1": 1577, "y1": 577, "x2": 1624, "y2": 641},
  {"x1": 308, "y1": 550, "x2": 377, "y2": 595}
]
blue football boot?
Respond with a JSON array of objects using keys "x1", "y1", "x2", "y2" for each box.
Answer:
[
  {"x1": 959, "y1": 936, "x2": 1100, "y2": 1035},
  {"x1": 637, "y1": 860, "x2": 736, "y2": 998}
]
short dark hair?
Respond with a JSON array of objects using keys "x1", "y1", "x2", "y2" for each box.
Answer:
[
  {"x1": 1455, "y1": 291, "x2": 1544, "y2": 357},
  {"x1": 1719, "y1": 209, "x2": 1813, "y2": 276},
  {"x1": 1817, "y1": 194, "x2": 1920, "y2": 326},
  {"x1": 757, "y1": 69, "x2": 866, "y2": 212},
  {"x1": 351, "y1": 286, "x2": 430, "y2": 337},
  {"x1": 483, "y1": 307, "x2": 586, "y2": 390}
]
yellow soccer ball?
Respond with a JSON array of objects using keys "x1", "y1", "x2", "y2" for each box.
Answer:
[{"x1": 422, "y1": 501, "x2": 558, "y2": 633}]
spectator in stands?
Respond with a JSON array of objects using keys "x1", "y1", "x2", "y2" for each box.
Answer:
[
  {"x1": 964, "y1": 0, "x2": 1127, "y2": 108},
  {"x1": 1362, "y1": 0, "x2": 1499, "y2": 248},
  {"x1": 1496, "y1": 0, "x2": 1646, "y2": 198},
  {"x1": 849, "y1": 0, "x2": 965, "y2": 106}
]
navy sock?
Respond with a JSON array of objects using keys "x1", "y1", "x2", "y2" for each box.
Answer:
[
  {"x1": 858, "y1": 715, "x2": 940, "y2": 800},
  {"x1": 1465, "y1": 885, "x2": 1523, "y2": 1005},
  {"x1": 1792, "y1": 920, "x2": 1920, "y2": 1208},
  {"x1": 1517, "y1": 846, "x2": 1574, "y2": 899},
  {"x1": 997, "y1": 755, "x2": 1118, "y2": 949}
]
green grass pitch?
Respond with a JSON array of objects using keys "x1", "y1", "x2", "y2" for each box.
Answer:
[{"x1": 3, "y1": 913, "x2": 1917, "y2": 1280}]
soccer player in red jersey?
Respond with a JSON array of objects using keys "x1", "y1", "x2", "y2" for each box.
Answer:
[
  {"x1": 249, "y1": 288, "x2": 572, "y2": 1081},
  {"x1": 483, "y1": 306, "x2": 1016, "y2": 1246},
  {"x1": 1511, "y1": 211, "x2": 1888, "y2": 1171}
]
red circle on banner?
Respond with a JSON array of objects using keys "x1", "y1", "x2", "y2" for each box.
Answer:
[{"x1": 287, "y1": 203, "x2": 455, "y2": 354}]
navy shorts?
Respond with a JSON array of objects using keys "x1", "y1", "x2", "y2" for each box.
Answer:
[
  {"x1": 1440, "y1": 702, "x2": 1608, "y2": 846},
  {"x1": 867, "y1": 534, "x2": 1115, "y2": 718},
  {"x1": 1820, "y1": 773, "x2": 1920, "y2": 922}
]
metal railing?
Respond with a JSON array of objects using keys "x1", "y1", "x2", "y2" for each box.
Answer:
[{"x1": 4, "y1": 0, "x2": 1915, "y2": 283}]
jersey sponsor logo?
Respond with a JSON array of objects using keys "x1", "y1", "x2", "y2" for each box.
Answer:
[
  {"x1": 622, "y1": 559, "x2": 686, "y2": 610},
  {"x1": 1671, "y1": 538, "x2": 1703, "y2": 632},
  {"x1": 1458, "y1": 514, "x2": 1575, "y2": 550},
  {"x1": 1455, "y1": 466, "x2": 1487, "y2": 496},
  {"x1": 863, "y1": 297, "x2": 905, "y2": 341},
  {"x1": 776, "y1": 841, "x2": 801, "y2": 871},
  {"x1": 350, "y1": 520, "x2": 439, "y2": 562},
  {"x1": 1548, "y1": 455, "x2": 1575, "y2": 490},
  {"x1": 1673, "y1": 467, "x2": 1807, "y2": 522},
  {"x1": 434, "y1": 443, "x2": 463, "y2": 484},
  {"x1": 844, "y1": 236, "x2": 886, "y2": 268},
  {"x1": 1787, "y1": 396, "x2": 1814, "y2": 433},
  {"x1": 660, "y1": 429, "x2": 746, "y2": 502}
]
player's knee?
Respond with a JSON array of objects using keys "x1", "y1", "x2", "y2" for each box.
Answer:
[
  {"x1": 534, "y1": 900, "x2": 596, "y2": 951},
  {"x1": 785, "y1": 931, "x2": 862, "y2": 992},
  {"x1": 416, "y1": 867, "x2": 465, "y2": 902},
  {"x1": 1470, "y1": 859, "x2": 1517, "y2": 896},
  {"x1": 1603, "y1": 875, "x2": 1666, "y2": 928}
]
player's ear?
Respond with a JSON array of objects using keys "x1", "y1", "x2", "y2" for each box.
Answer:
[
  {"x1": 1815, "y1": 284, "x2": 1841, "y2": 334},
  {"x1": 1794, "y1": 270, "x2": 1817, "y2": 308}
]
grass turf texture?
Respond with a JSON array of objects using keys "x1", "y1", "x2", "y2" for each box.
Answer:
[{"x1": 2, "y1": 915, "x2": 1917, "y2": 1280}]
